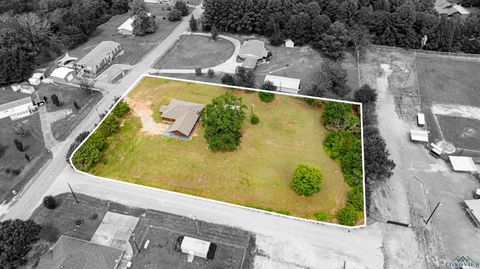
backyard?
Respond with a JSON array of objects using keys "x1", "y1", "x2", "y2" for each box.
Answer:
[
  {"x1": 78, "y1": 77, "x2": 356, "y2": 222},
  {"x1": 155, "y1": 35, "x2": 235, "y2": 69}
]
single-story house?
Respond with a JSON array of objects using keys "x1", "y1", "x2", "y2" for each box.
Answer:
[
  {"x1": 160, "y1": 99, "x2": 204, "y2": 138},
  {"x1": 238, "y1": 40, "x2": 269, "y2": 60},
  {"x1": 29, "y1": 72, "x2": 45, "y2": 85},
  {"x1": 0, "y1": 97, "x2": 36, "y2": 120},
  {"x1": 11, "y1": 83, "x2": 35, "y2": 94},
  {"x1": 285, "y1": 39, "x2": 294, "y2": 48},
  {"x1": 264, "y1": 75, "x2": 301, "y2": 94},
  {"x1": 50, "y1": 67, "x2": 76, "y2": 84},
  {"x1": 176, "y1": 236, "x2": 216, "y2": 262},
  {"x1": 465, "y1": 199, "x2": 480, "y2": 228},
  {"x1": 241, "y1": 57, "x2": 258, "y2": 70},
  {"x1": 36, "y1": 235, "x2": 124, "y2": 269},
  {"x1": 410, "y1": 129, "x2": 429, "y2": 142},
  {"x1": 75, "y1": 41, "x2": 122, "y2": 75},
  {"x1": 57, "y1": 52, "x2": 78, "y2": 68},
  {"x1": 449, "y1": 156, "x2": 478, "y2": 172},
  {"x1": 117, "y1": 13, "x2": 152, "y2": 36},
  {"x1": 435, "y1": 0, "x2": 470, "y2": 16}
]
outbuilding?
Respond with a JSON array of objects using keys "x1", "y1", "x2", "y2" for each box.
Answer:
[
  {"x1": 449, "y1": 156, "x2": 478, "y2": 172},
  {"x1": 0, "y1": 97, "x2": 36, "y2": 120},
  {"x1": 29, "y1": 73, "x2": 45, "y2": 86},
  {"x1": 285, "y1": 39, "x2": 294, "y2": 48},
  {"x1": 410, "y1": 130, "x2": 429, "y2": 142},
  {"x1": 50, "y1": 67, "x2": 76, "y2": 84},
  {"x1": 76, "y1": 41, "x2": 122, "y2": 75},
  {"x1": 264, "y1": 75, "x2": 301, "y2": 94},
  {"x1": 176, "y1": 236, "x2": 217, "y2": 262},
  {"x1": 11, "y1": 83, "x2": 35, "y2": 94},
  {"x1": 118, "y1": 13, "x2": 152, "y2": 36}
]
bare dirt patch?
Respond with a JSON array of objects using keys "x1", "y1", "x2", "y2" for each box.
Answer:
[{"x1": 125, "y1": 97, "x2": 167, "y2": 135}]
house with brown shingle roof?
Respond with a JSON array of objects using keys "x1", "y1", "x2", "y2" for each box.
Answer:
[
  {"x1": 36, "y1": 235, "x2": 124, "y2": 269},
  {"x1": 160, "y1": 99, "x2": 204, "y2": 138}
]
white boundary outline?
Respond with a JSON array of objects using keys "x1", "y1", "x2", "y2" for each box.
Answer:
[{"x1": 69, "y1": 74, "x2": 367, "y2": 229}]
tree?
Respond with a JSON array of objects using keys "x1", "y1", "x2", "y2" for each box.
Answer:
[
  {"x1": 211, "y1": 25, "x2": 219, "y2": 40},
  {"x1": 133, "y1": 11, "x2": 157, "y2": 36},
  {"x1": 233, "y1": 67, "x2": 255, "y2": 87},
  {"x1": 80, "y1": 79, "x2": 94, "y2": 94},
  {"x1": 189, "y1": 15, "x2": 197, "y2": 31},
  {"x1": 336, "y1": 207, "x2": 358, "y2": 226},
  {"x1": 347, "y1": 185, "x2": 364, "y2": 211},
  {"x1": 66, "y1": 131, "x2": 90, "y2": 163},
  {"x1": 195, "y1": 67, "x2": 202, "y2": 76},
  {"x1": 168, "y1": 9, "x2": 182, "y2": 21},
  {"x1": 221, "y1": 74, "x2": 235, "y2": 85},
  {"x1": 174, "y1": 1, "x2": 189, "y2": 16},
  {"x1": 24, "y1": 153, "x2": 30, "y2": 161},
  {"x1": 199, "y1": 93, "x2": 246, "y2": 151},
  {"x1": 0, "y1": 219, "x2": 41, "y2": 268},
  {"x1": 261, "y1": 81, "x2": 277, "y2": 91},
  {"x1": 318, "y1": 21, "x2": 349, "y2": 60},
  {"x1": 112, "y1": 100, "x2": 130, "y2": 118},
  {"x1": 13, "y1": 139, "x2": 24, "y2": 152},
  {"x1": 73, "y1": 101, "x2": 80, "y2": 109},
  {"x1": 51, "y1": 94, "x2": 60, "y2": 106},
  {"x1": 347, "y1": 25, "x2": 370, "y2": 61},
  {"x1": 129, "y1": 0, "x2": 147, "y2": 15},
  {"x1": 43, "y1": 195, "x2": 57, "y2": 209},
  {"x1": 322, "y1": 102, "x2": 355, "y2": 130},
  {"x1": 291, "y1": 164, "x2": 323, "y2": 196},
  {"x1": 207, "y1": 69, "x2": 215, "y2": 78},
  {"x1": 310, "y1": 61, "x2": 349, "y2": 97},
  {"x1": 258, "y1": 92, "x2": 275, "y2": 102},
  {"x1": 354, "y1": 84, "x2": 377, "y2": 104},
  {"x1": 269, "y1": 31, "x2": 285, "y2": 46},
  {"x1": 363, "y1": 127, "x2": 396, "y2": 181},
  {"x1": 250, "y1": 113, "x2": 259, "y2": 124}
]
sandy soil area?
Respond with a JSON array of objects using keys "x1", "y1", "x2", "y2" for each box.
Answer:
[{"x1": 125, "y1": 97, "x2": 167, "y2": 135}]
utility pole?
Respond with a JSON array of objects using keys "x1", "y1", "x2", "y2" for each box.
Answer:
[
  {"x1": 189, "y1": 214, "x2": 200, "y2": 234},
  {"x1": 67, "y1": 183, "x2": 79, "y2": 204},
  {"x1": 425, "y1": 202, "x2": 442, "y2": 225}
]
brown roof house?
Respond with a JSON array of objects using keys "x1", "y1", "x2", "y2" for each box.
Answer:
[
  {"x1": 160, "y1": 99, "x2": 204, "y2": 138},
  {"x1": 36, "y1": 235, "x2": 124, "y2": 269}
]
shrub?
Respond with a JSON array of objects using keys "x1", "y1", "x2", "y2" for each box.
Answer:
[
  {"x1": 195, "y1": 67, "x2": 202, "y2": 76},
  {"x1": 261, "y1": 80, "x2": 277, "y2": 91},
  {"x1": 269, "y1": 32, "x2": 285, "y2": 46},
  {"x1": 314, "y1": 211, "x2": 332, "y2": 221},
  {"x1": 13, "y1": 139, "x2": 24, "y2": 152},
  {"x1": 291, "y1": 164, "x2": 323, "y2": 196},
  {"x1": 189, "y1": 15, "x2": 197, "y2": 31},
  {"x1": 211, "y1": 26, "x2": 219, "y2": 40},
  {"x1": 66, "y1": 131, "x2": 90, "y2": 163},
  {"x1": 174, "y1": 0, "x2": 189, "y2": 16},
  {"x1": 347, "y1": 185, "x2": 364, "y2": 211},
  {"x1": 336, "y1": 207, "x2": 358, "y2": 226},
  {"x1": 354, "y1": 84, "x2": 377, "y2": 105},
  {"x1": 73, "y1": 101, "x2": 80, "y2": 109},
  {"x1": 221, "y1": 74, "x2": 235, "y2": 85},
  {"x1": 51, "y1": 94, "x2": 61, "y2": 106},
  {"x1": 98, "y1": 114, "x2": 120, "y2": 137},
  {"x1": 42, "y1": 195, "x2": 57, "y2": 210},
  {"x1": 112, "y1": 100, "x2": 130, "y2": 118},
  {"x1": 74, "y1": 219, "x2": 83, "y2": 226},
  {"x1": 168, "y1": 9, "x2": 182, "y2": 21},
  {"x1": 207, "y1": 69, "x2": 215, "y2": 78},
  {"x1": 250, "y1": 114, "x2": 259, "y2": 124},
  {"x1": 90, "y1": 213, "x2": 98, "y2": 220},
  {"x1": 258, "y1": 92, "x2": 275, "y2": 102}
]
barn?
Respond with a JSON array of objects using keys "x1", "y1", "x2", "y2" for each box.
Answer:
[{"x1": 76, "y1": 41, "x2": 122, "y2": 75}]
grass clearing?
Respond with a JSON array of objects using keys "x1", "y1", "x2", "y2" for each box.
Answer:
[
  {"x1": 154, "y1": 35, "x2": 235, "y2": 69},
  {"x1": 80, "y1": 77, "x2": 358, "y2": 222}
]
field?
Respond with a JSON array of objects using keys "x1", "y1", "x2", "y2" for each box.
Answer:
[
  {"x1": 80, "y1": 76, "x2": 355, "y2": 221},
  {"x1": 416, "y1": 56, "x2": 480, "y2": 152},
  {"x1": 155, "y1": 35, "x2": 235, "y2": 69},
  {"x1": 28, "y1": 193, "x2": 255, "y2": 269},
  {"x1": 0, "y1": 89, "x2": 50, "y2": 203}
]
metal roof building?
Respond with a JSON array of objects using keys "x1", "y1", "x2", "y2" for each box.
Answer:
[
  {"x1": 449, "y1": 156, "x2": 478, "y2": 172},
  {"x1": 264, "y1": 75, "x2": 301, "y2": 94},
  {"x1": 76, "y1": 41, "x2": 122, "y2": 74},
  {"x1": 410, "y1": 130, "x2": 429, "y2": 142}
]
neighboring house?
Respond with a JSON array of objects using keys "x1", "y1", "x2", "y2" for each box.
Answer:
[
  {"x1": 11, "y1": 83, "x2": 35, "y2": 94},
  {"x1": 117, "y1": 13, "x2": 152, "y2": 36},
  {"x1": 240, "y1": 57, "x2": 258, "y2": 71},
  {"x1": 285, "y1": 39, "x2": 294, "y2": 48},
  {"x1": 75, "y1": 41, "x2": 122, "y2": 75},
  {"x1": 435, "y1": 0, "x2": 470, "y2": 16},
  {"x1": 36, "y1": 235, "x2": 124, "y2": 269},
  {"x1": 0, "y1": 97, "x2": 36, "y2": 120},
  {"x1": 264, "y1": 75, "x2": 301, "y2": 94},
  {"x1": 29, "y1": 72, "x2": 45, "y2": 86},
  {"x1": 50, "y1": 67, "x2": 77, "y2": 84},
  {"x1": 57, "y1": 52, "x2": 78, "y2": 68},
  {"x1": 238, "y1": 40, "x2": 269, "y2": 60},
  {"x1": 160, "y1": 99, "x2": 204, "y2": 138}
]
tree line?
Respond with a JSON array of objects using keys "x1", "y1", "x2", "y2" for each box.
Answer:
[{"x1": 202, "y1": 0, "x2": 480, "y2": 58}]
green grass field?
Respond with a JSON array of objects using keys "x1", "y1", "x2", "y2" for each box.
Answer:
[{"x1": 84, "y1": 77, "x2": 354, "y2": 221}]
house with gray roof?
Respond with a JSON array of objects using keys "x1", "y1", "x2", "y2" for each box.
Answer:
[
  {"x1": 160, "y1": 99, "x2": 204, "y2": 138},
  {"x1": 0, "y1": 97, "x2": 36, "y2": 120},
  {"x1": 76, "y1": 41, "x2": 122, "y2": 75}
]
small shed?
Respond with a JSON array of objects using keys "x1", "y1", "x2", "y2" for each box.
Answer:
[
  {"x1": 11, "y1": 83, "x2": 35, "y2": 94},
  {"x1": 176, "y1": 236, "x2": 216, "y2": 262},
  {"x1": 449, "y1": 156, "x2": 478, "y2": 172},
  {"x1": 417, "y1": 113, "x2": 425, "y2": 127},
  {"x1": 285, "y1": 39, "x2": 294, "y2": 48},
  {"x1": 50, "y1": 67, "x2": 76, "y2": 84},
  {"x1": 410, "y1": 130, "x2": 429, "y2": 142},
  {"x1": 264, "y1": 75, "x2": 301, "y2": 94}
]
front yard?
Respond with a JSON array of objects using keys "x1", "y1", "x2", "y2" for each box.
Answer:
[{"x1": 78, "y1": 77, "x2": 355, "y2": 222}]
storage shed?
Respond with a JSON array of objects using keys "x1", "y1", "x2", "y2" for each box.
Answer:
[
  {"x1": 449, "y1": 156, "x2": 478, "y2": 172},
  {"x1": 50, "y1": 67, "x2": 76, "y2": 84},
  {"x1": 264, "y1": 75, "x2": 301, "y2": 94},
  {"x1": 176, "y1": 236, "x2": 217, "y2": 262},
  {"x1": 410, "y1": 130, "x2": 429, "y2": 142}
]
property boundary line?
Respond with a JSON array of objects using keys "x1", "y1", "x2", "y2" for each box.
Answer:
[{"x1": 69, "y1": 74, "x2": 367, "y2": 229}]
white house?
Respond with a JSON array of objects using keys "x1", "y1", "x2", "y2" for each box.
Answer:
[
  {"x1": 28, "y1": 73, "x2": 45, "y2": 86},
  {"x1": 177, "y1": 236, "x2": 216, "y2": 262},
  {"x1": 264, "y1": 75, "x2": 301, "y2": 94},
  {"x1": 50, "y1": 67, "x2": 76, "y2": 84},
  {"x1": 11, "y1": 83, "x2": 35, "y2": 94},
  {"x1": 117, "y1": 13, "x2": 152, "y2": 36},
  {"x1": 285, "y1": 39, "x2": 294, "y2": 48},
  {"x1": 75, "y1": 41, "x2": 122, "y2": 75},
  {"x1": 0, "y1": 97, "x2": 36, "y2": 120}
]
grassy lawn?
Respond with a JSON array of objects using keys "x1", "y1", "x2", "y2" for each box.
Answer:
[
  {"x1": 154, "y1": 35, "x2": 235, "y2": 69},
  {"x1": 84, "y1": 77, "x2": 351, "y2": 221},
  {"x1": 416, "y1": 56, "x2": 480, "y2": 151}
]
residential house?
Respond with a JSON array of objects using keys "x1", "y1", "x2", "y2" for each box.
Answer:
[
  {"x1": 435, "y1": 0, "x2": 470, "y2": 16},
  {"x1": 264, "y1": 75, "x2": 301, "y2": 94},
  {"x1": 75, "y1": 41, "x2": 122, "y2": 75},
  {"x1": 285, "y1": 39, "x2": 294, "y2": 48},
  {"x1": 117, "y1": 13, "x2": 153, "y2": 36},
  {"x1": 50, "y1": 67, "x2": 77, "y2": 84},
  {"x1": 28, "y1": 72, "x2": 45, "y2": 86},
  {"x1": 160, "y1": 99, "x2": 204, "y2": 138},
  {"x1": 0, "y1": 97, "x2": 36, "y2": 120},
  {"x1": 11, "y1": 83, "x2": 35, "y2": 94}
]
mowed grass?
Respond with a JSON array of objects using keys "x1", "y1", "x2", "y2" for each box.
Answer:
[
  {"x1": 155, "y1": 35, "x2": 235, "y2": 69},
  {"x1": 89, "y1": 77, "x2": 350, "y2": 220}
]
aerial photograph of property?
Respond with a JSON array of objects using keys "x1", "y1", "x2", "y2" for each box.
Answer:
[{"x1": 0, "y1": 0, "x2": 479, "y2": 268}]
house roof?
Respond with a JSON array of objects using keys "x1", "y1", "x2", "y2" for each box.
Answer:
[
  {"x1": 36, "y1": 235, "x2": 124, "y2": 269},
  {"x1": 118, "y1": 13, "x2": 152, "y2": 33},
  {"x1": 242, "y1": 57, "x2": 258, "y2": 69},
  {"x1": 77, "y1": 41, "x2": 121, "y2": 68},
  {"x1": 449, "y1": 156, "x2": 478, "y2": 172},
  {"x1": 50, "y1": 67, "x2": 75, "y2": 79},
  {"x1": 0, "y1": 97, "x2": 32, "y2": 111},
  {"x1": 239, "y1": 40, "x2": 268, "y2": 60},
  {"x1": 160, "y1": 99, "x2": 204, "y2": 136},
  {"x1": 181, "y1": 236, "x2": 211, "y2": 258},
  {"x1": 410, "y1": 130, "x2": 429, "y2": 142},
  {"x1": 264, "y1": 75, "x2": 301, "y2": 91},
  {"x1": 57, "y1": 52, "x2": 78, "y2": 66},
  {"x1": 435, "y1": 0, "x2": 470, "y2": 15},
  {"x1": 11, "y1": 84, "x2": 34, "y2": 91}
]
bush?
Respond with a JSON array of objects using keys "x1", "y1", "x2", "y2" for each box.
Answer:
[
  {"x1": 269, "y1": 32, "x2": 285, "y2": 46},
  {"x1": 221, "y1": 74, "x2": 235, "y2": 85},
  {"x1": 347, "y1": 185, "x2": 364, "y2": 211},
  {"x1": 207, "y1": 69, "x2": 215, "y2": 78},
  {"x1": 211, "y1": 26, "x2": 219, "y2": 40},
  {"x1": 0, "y1": 219, "x2": 41, "y2": 268},
  {"x1": 111, "y1": 100, "x2": 130, "y2": 118},
  {"x1": 168, "y1": 9, "x2": 182, "y2": 21},
  {"x1": 261, "y1": 80, "x2": 277, "y2": 91},
  {"x1": 174, "y1": 0, "x2": 189, "y2": 16},
  {"x1": 98, "y1": 114, "x2": 120, "y2": 137},
  {"x1": 189, "y1": 15, "x2": 197, "y2": 31},
  {"x1": 66, "y1": 131, "x2": 90, "y2": 163},
  {"x1": 51, "y1": 94, "x2": 61, "y2": 106},
  {"x1": 43, "y1": 195, "x2": 57, "y2": 209},
  {"x1": 195, "y1": 67, "x2": 202, "y2": 76},
  {"x1": 258, "y1": 92, "x2": 275, "y2": 102},
  {"x1": 354, "y1": 84, "x2": 377, "y2": 105},
  {"x1": 90, "y1": 213, "x2": 98, "y2": 220},
  {"x1": 336, "y1": 207, "x2": 358, "y2": 226},
  {"x1": 13, "y1": 139, "x2": 24, "y2": 152},
  {"x1": 314, "y1": 211, "x2": 332, "y2": 221},
  {"x1": 322, "y1": 102, "x2": 357, "y2": 131},
  {"x1": 250, "y1": 114, "x2": 259, "y2": 124},
  {"x1": 291, "y1": 164, "x2": 323, "y2": 196},
  {"x1": 73, "y1": 101, "x2": 80, "y2": 109}
]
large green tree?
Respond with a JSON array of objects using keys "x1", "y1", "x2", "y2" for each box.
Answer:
[{"x1": 0, "y1": 219, "x2": 41, "y2": 268}]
